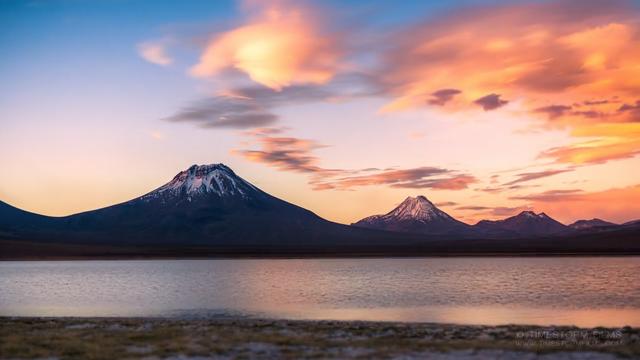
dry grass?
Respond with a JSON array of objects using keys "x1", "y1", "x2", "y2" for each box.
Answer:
[{"x1": 1, "y1": 317, "x2": 638, "y2": 359}]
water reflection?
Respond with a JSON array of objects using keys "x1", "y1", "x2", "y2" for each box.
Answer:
[{"x1": 1, "y1": 257, "x2": 639, "y2": 326}]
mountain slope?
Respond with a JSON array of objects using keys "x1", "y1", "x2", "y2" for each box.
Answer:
[
  {"x1": 2, "y1": 165, "x2": 639, "y2": 258},
  {"x1": 352, "y1": 196, "x2": 471, "y2": 236},
  {"x1": 0, "y1": 164, "x2": 426, "y2": 251},
  {"x1": 473, "y1": 211, "x2": 568, "y2": 238}
]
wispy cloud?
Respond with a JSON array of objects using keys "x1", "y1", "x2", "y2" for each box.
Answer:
[
  {"x1": 539, "y1": 123, "x2": 640, "y2": 165},
  {"x1": 456, "y1": 205, "x2": 492, "y2": 211},
  {"x1": 504, "y1": 168, "x2": 573, "y2": 186},
  {"x1": 163, "y1": 97, "x2": 277, "y2": 129},
  {"x1": 235, "y1": 128, "x2": 477, "y2": 191},
  {"x1": 137, "y1": 41, "x2": 172, "y2": 66},
  {"x1": 436, "y1": 201, "x2": 458, "y2": 207},
  {"x1": 233, "y1": 130, "x2": 330, "y2": 174},
  {"x1": 534, "y1": 105, "x2": 573, "y2": 120},
  {"x1": 510, "y1": 189, "x2": 585, "y2": 202},
  {"x1": 165, "y1": 73, "x2": 379, "y2": 130},
  {"x1": 317, "y1": 169, "x2": 477, "y2": 191},
  {"x1": 428, "y1": 89, "x2": 462, "y2": 106}
]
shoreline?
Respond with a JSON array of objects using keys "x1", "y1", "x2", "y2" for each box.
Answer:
[{"x1": 1, "y1": 317, "x2": 638, "y2": 359}]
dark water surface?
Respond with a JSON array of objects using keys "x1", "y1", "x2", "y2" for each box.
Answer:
[{"x1": 1, "y1": 257, "x2": 639, "y2": 326}]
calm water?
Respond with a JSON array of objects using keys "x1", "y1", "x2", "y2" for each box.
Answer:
[{"x1": 1, "y1": 257, "x2": 639, "y2": 327}]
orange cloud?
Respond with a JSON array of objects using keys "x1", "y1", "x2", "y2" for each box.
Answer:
[
  {"x1": 381, "y1": 1, "x2": 640, "y2": 112},
  {"x1": 511, "y1": 184, "x2": 640, "y2": 223},
  {"x1": 379, "y1": 0, "x2": 640, "y2": 165},
  {"x1": 191, "y1": 1, "x2": 340, "y2": 90},
  {"x1": 316, "y1": 169, "x2": 477, "y2": 191},
  {"x1": 540, "y1": 123, "x2": 640, "y2": 164}
]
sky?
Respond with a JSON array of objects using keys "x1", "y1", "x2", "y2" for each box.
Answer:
[{"x1": 1, "y1": 0, "x2": 640, "y2": 225}]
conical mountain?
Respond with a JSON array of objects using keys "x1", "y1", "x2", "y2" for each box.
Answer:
[
  {"x1": 352, "y1": 196, "x2": 471, "y2": 235},
  {"x1": 0, "y1": 164, "x2": 425, "y2": 252}
]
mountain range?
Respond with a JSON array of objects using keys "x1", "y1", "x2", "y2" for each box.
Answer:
[{"x1": 1, "y1": 163, "x2": 639, "y2": 258}]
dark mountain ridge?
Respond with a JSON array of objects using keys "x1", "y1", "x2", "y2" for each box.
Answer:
[
  {"x1": 0, "y1": 164, "x2": 430, "y2": 252},
  {"x1": 1, "y1": 163, "x2": 639, "y2": 258},
  {"x1": 472, "y1": 211, "x2": 569, "y2": 238}
]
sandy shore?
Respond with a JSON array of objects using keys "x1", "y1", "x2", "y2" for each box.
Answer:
[{"x1": 1, "y1": 317, "x2": 638, "y2": 359}]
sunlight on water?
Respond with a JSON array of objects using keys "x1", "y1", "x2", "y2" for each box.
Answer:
[{"x1": 1, "y1": 257, "x2": 639, "y2": 326}]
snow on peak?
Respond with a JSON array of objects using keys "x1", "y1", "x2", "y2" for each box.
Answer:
[
  {"x1": 518, "y1": 211, "x2": 550, "y2": 219},
  {"x1": 387, "y1": 196, "x2": 452, "y2": 222},
  {"x1": 141, "y1": 163, "x2": 257, "y2": 201}
]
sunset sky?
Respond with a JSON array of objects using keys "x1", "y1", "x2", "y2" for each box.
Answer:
[{"x1": 2, "y1": 0, "x2": 640, "y2": 225}]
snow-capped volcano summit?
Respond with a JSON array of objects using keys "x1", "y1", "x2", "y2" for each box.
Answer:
[
  {"x1": 141, "y1": 163, "x2": 258, "y2": 202},
  {"x1": 50, "y1": 162, "x2": 365, "y2": 246},
  {"x1": 385, "y1": 196, "x2": 456, "y2": 222},
  {"x1": 352, "y1": 195, "x2": 471, "y2": 235}
]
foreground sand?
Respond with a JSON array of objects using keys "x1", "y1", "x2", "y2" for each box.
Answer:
[{"x1": 1, "y1": 317, "x2": 638, "y2": 359}]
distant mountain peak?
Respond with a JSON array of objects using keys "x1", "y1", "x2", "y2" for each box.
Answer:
[
  {"x1": 352, "y1": 195, "x2": 470, "y2": 235},
  {"x1": 518, "y1": 211, "x2": 551, "y2": 219},
  {"x1": 141, "y1": 163, "x2": 258, "y2": 202},
  {"x1": 569, "y1": 218, "x2": 616, "y2": 230},
  {"x1": 474, "y1": 210, "x2": 568, "y2": 237}
]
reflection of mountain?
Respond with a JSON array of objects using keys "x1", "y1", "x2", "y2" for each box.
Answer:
[{"x1": 1, "y1": 164, "x2": 639, "y2": 258}]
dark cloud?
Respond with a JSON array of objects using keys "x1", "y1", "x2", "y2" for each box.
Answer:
[
  {"x1": 534, "y1": 104, "x2": 573, "y2": 119},
  {"x1": 233, "y1": 133, "x2": 331, "y2": 174},
  {"x1": 436, "y1": 201, "x2": 458, "y2": 207},
  {"x1": 477, "y1": 187, "x2": 504, "y2": 194},
  {"x1": 164, "y1": 97, "x2": 277, "y2": 129},
  {"x1": 236, "y1": 128, "x2": 477, "y2": 191},
  {"x1": 618, "y1": 100, "x2": 640, "y2": 117},
  {"x1": 583, "y1": 99, "x2": 610, "y2": 106},
  {"x1": 456, "y1": 205, "x2": 492, "y2": 211},
  {"x1": 571, "y1": 110, "x2": 604, "y2": 119},
  {"x1": 504, "y1": 168, "x2": 573, "y2": 186},
  {"x1": 428, "y1": 88, "x2": 462, "y2": 106},
  {"x1": 165, "y1": 73, "x2": 381, "y2": 130},
  {"x1": 474, "y1": 94, "x2": 508, "y2": 111},
  {"x1": 316, "y1": 167, "x2": 455, "y2": 190},
  {"x1": 388, "y1": 174, "x2": 477, "y2": 190}
]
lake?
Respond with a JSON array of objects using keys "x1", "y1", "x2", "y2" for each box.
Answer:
[{"x1": 1, "y1": 257, "x2": 639, "y2": 327}]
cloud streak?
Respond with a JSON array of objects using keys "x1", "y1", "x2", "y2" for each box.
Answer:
[
  {"x1": 317, "y1": 169, "x2": 477, "y2": 191},
  {"x1": 504, "y1": 168, "x2": 573, "y2": 186},
  {"x1": 164, "y1": 74, "x2": 377, "y2": 129},
  {"x1": 163, "y1": 97, "x2": 277, "y2": 129},
  {"x1": 235, "y1": 128, "x2": 477, "y2": 191}
]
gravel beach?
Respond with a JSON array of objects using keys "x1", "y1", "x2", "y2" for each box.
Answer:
[{"x1": 1, "y1": 317, "x2": 638, "y2": 359}]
